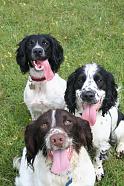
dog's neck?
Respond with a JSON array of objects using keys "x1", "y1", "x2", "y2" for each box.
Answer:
[
  {"x1": 29, "y1": 67, "x2": 54, "y2": 82},
  {"x1": 30, "y1": 75, "x2": 46, "y2": 82}
]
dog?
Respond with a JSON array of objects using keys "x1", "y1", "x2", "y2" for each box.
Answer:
[
  {"x1": 16, "y1": 34, "x2": 66, "y2": 120},
  {"x1": 65, "y1": 63, "x2": 124, "y2": 180},
  {"x1": 14, "y1": 109, "x2": 96, "y2": 186}
]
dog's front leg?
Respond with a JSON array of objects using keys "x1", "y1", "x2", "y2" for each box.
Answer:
[
  {"x1": 93, "y1": 151, "x2": 104, "y2": 181},
  {"x1": 114, "y1": 120, "x2": 124, "y2": 157},
  {"x1": 93, "y1": 142, "x2": 110, "y2": 181}
]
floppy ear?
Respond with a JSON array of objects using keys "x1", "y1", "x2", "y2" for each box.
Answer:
[
  {"x1": 25, "y1": 123, "x2": 39, "y2": 165},
  {"x1": 64, "y1": 71, "x2": 77, "y2": 114},
  {"x1": 73, "y1": 117, "x2": 93, "y2": 152},
  {"x1": 101, "y1": 72, "x2": 117, "y2": 116},
  {"x1": 25, "y1": 122, "x2": 47, "y2": 166},
  {"x1": 48, "y1": 35, "x2": 64, "y2": 73},
  {"x1": 16, "y1": 36, "x2": 29, "y2": 73}
]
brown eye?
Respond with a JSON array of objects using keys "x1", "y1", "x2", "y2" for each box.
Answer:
[
  {"x1": 64, "y1": 120, "x2": 72, "y2": 126},
  {"x1": 41, "y1": 123, "x2": 48, "y2": 129}
]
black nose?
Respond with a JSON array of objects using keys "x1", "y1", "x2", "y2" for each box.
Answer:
[
  {"x1": 81, "y1": 91, "x2": 95, "y2": 101},
  {"x1": 33, "y1": 48, "x2": 43, "y2": 56}
]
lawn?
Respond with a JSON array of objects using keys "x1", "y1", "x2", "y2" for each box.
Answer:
[{"x1": 0, "y1": 0, "x2": 124, "y2": 185}]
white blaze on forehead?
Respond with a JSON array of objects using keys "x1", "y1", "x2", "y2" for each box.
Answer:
[
  {"x1": 82, "y1": 63, "x2": 98, "y2": 91},
  {"x1": 51, "y1": 110, "x2": 56, "y2": 127},
  {"x1": 33, "y1": 41, "x2": 43, "y2": 49},
  {"x1": 84, "y1": 63, "x2": 98, "y2": 78}
]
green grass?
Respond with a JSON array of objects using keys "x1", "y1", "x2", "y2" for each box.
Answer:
[{"x1": 0, "y1": 0, "x2": 124, "y2": 185}]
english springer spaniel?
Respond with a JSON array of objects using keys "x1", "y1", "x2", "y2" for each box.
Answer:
[
  {"x1": 14, "y1": 109, "x2": 96, "y2": 186},
  {"x1": 16, "y1": 34, "x2": 66, "y2": 120},
  {"x1": 65, "y1": 63, "x2": 124, "y2": 180}
]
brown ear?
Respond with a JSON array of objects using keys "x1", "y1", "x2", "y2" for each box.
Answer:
[
  {"x1": 25, "y1": 122, "x2": 40, "y2": 165},
  {"x1": 75, "y1": 117, "x2": 93, "y2": 151}
]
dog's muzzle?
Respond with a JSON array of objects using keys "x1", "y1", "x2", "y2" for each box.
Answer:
[
  {"x1": 50, "y1": 133, "x2": 66, "y2": 148},
  {"x1": 80, "y1": 90, "x2": 97, "y2": 104},
  {"x1": 46, "y1": 128, "x2": 73, "y2": 175},
  {"x1": 32, "y1": 47, "x2": 44, "y2": 59}
]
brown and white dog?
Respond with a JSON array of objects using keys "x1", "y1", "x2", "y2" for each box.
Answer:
[{"x1": 14, "y1": 109, "x2": 96, "y2": 186}]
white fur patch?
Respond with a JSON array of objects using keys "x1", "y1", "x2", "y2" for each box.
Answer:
[
  {"x1": 51, "y1": 110, "x2": 56, "y2": 127},
  {"x1": 14, "y1": 147, "x2": 96, "y2": 186}
]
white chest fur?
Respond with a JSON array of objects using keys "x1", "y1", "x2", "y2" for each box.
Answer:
[
  {"x1": 91, "y1": 107, "x2": 118, "y2": 148},
  {"x1": 15, "y1": 147, "x2": 95, "y2": 186},
  {"x1": 24, "y1": 74, "x2": 66, "y2": 119},
  {"x1": 75, "y1": 107, "x2": 118, "y2": 150}
]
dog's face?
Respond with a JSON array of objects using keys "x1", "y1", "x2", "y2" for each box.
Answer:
[
  {"x1": 25, "y1": 35, "x2": 53, "y2": 67},
  {"x1": 75, "y1": 64, "x2": 106, "y2": 105},
  {"x1": 25, "y1": 109, "x2": 92, "y2": 174},
  {"x1": 16, "y1": 34, "x2": 64, "y2": 73},
  {"x1": 65, "y1": 63, "x2": 117, "y2": 125}
]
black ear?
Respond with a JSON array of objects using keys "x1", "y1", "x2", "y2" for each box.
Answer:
[
  {"x1": 64, "y1": 71, "x2": 77, "y2": 113},
  {"x1": 74, "y1": 117, "x2": 93, "y2": 152},
  {"x1": 101, "y1": 72, "x2": 117, "y2": 116},
  {"x1": 48, "y1": 35, "x2": 64, "y2": 73},
  {"x1": 25, "y1": 122, "x2": 45, "y2": 166},
  {"x1": 16, "y1": 36, "x2": 30, "y2": 73}
]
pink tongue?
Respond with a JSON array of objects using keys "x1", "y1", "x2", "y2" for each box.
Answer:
[
  {"x1": 51, "y1": 149, "x2": 70, "y2": 175},
  {"x1": 81, "y1": 104, "x2": 98, "y2": 126},
  {"x1": 36, "y1": 59, "x2": 54, "y2": 81}
]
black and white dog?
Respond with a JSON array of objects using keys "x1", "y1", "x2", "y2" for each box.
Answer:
[
  {"x1": 16, "y1": 34, "x2": 66, "y2": 120},
  {"x1": 14, "y1": 109, "x2": 96, "y2": 186},
  {"x1": 65, "y1": 63, "x2": 124, "y2": 180}
]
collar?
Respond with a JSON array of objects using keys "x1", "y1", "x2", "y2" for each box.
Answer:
[
  {"x1": 30, "y1": 75, "x2": 46, "y2": 82},
  {"x1": 65, "y1": 178, "x2": 72, "y2": 186},
  {"x1": 65, "y1": 171, "x2": 72, "y2": 186}
]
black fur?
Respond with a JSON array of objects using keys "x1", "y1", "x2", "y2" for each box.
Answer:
[
  {"x1": 16, "y1": 34, "x2": 64, "y2": 73},
  {"x1": 117, "y1": 111, "x2": 124, "y2": 126},
  {"x1": 25, "y1": 109, "x2": 92, "y2": 166},
  {"x1": 16, "y1": 36, "x2": 30, "y2": 73},
  {"x1": 99, "y1": 68, "x2": 118, "y2": 115},
  {"x1": 65, "y1": 64, "x2": 118, "y2": 116},
  {"x1": 64, "y1": 67, "x2": 82, "y2": 113}
]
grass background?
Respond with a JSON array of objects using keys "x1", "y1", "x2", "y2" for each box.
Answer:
[{"x1": 0, "y1": 0, "x2": 124, "y2": 185}]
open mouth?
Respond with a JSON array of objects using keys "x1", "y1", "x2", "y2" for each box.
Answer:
[
  {"x1": 32, "y1": 60, "x2": 45, "y2": 71},
  {"x1": 81, "y1": 100, "x2": 102, "y2": 126},
  {"x1": 32, "y1": 59, "x2": 54, "y2": 81},
  {"x1": 48, "y1": 146, "x2": 73, "y2": 175}
]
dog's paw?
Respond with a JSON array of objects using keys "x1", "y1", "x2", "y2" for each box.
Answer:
[
  {"x1": 95, "y1": 166, "x2": 104, "y2": 181},
  {"x1": 116, "y1": 143, "x2": 124, "y2": 158}
]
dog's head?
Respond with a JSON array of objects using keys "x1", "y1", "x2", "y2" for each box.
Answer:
[
  {"x1": 16, "y1": 34, "x2": 64, "y2": 74},
  {"x1": 65, "y1": 63, "x2": 117, "y2": 125},
  {"x1": 25, "y1": 109, "x2": 92, "y2": 175}
]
